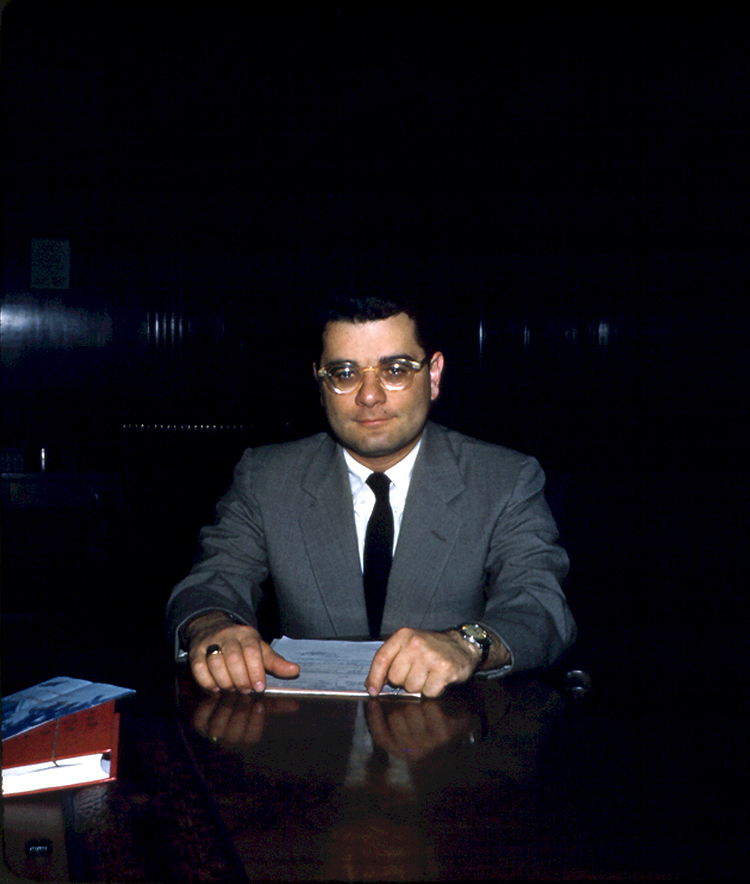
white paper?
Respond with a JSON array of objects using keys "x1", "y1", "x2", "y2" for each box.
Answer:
[
  {"x1": 265, "y1": 638, "x2": 419, "y2": 697},
  {"x1": 2, "y1": 753, "x2": 111, "y2": 796}
]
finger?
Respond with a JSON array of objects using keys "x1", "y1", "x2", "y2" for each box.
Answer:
[
  {"x1": 419, "y1": 651, "x2": 465, "y2": 696},
  {"x1": 365, "y1": 637, "x2": 403, "y2": 695},
  {"x1": 419, "y1": 669, "x2": 450, "y2": 698},
  {"x1": 203, "y1": 638, "x2": 255, "y2": 692},
  {"x1": 205, "y1": 648, "x2": 242, "y2": 691},
  {"x1": 389, "y1": 654, "x2": 420, "y2": 692},
  {"x1": 407, "y1": 641, "x2": 464, "y2": 696},
  {"x1": 262, "y1": 648, "x2": 301, "y2": 679},
  {"x1": 190, "y1": 656, "x2": 223, "y2": 692},
  {"x1": 225, "y1": 639, "x2": 273, "y2": 692}
]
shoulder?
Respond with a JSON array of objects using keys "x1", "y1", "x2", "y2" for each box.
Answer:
[
  {"x1": 246, "y1": 431, "x2": 332, "y2": 463},
  {"x1": 230, "y1": 432, "x2": 336, "y2": 489},
  {"x1": 420, "y1": 423, "x2": 546, "y2": 501},
  {"x1": 425, "y1": 423, "x2": 535, "y2": 472}
]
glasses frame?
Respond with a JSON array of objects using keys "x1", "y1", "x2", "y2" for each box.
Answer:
[{"x1": 317, "y1": 356, "x2": 430, "y2": 395}]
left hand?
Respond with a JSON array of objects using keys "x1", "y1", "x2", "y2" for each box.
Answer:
[{"x1": 365, "y1": 627, "x2": 480, "y2": 698}]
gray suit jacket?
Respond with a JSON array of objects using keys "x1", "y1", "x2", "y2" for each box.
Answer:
[{"x1": 166, "y1": 422, "x2": 575, "y2": 673}]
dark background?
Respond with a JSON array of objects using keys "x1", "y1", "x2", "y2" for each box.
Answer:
[{"x1": 2, "y1": 4, "x2": 748, "y2": 716}]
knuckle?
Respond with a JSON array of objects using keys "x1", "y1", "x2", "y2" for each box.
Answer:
[
  {"x1": 405, "y1": 632, "x2": 426, "y2": 653},
  {"x1": 434, "y1": 657, "x2": 452, "y2": 675},
  {"x1": 373, "y1": 647, "x2": 391, "y2": 667}
]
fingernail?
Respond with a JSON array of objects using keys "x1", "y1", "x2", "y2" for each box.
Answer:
[
  {"x1": 367, "y1": 686, "x2": 378, "y2": 697},
  {"x1": 254, "y1": 682, "x2": 266, "y2": 692}
]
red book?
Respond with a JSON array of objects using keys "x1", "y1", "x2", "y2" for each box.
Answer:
[{"x1": 2, "y1": 679, "x2": 133, "y2": 797}]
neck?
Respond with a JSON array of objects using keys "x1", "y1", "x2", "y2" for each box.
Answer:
[{"x1": 344, "y1": 435, "x2": 422, "y2": 473}]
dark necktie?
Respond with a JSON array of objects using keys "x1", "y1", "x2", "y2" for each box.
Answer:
[{"x1": 363, "y1": 472, "x2": 394, "y2": 639}]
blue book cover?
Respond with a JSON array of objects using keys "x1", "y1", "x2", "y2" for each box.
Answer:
[{"x1": 2, "y1": 678, "x2": 136, "y2": 741}]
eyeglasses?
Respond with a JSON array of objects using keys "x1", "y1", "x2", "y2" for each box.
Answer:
[{"x1": 317, "y1": 357, "x2": 430, "y2": 395}]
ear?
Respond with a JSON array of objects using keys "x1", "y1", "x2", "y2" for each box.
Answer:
[
  {"x1": 314, "y1": 362, "x2": 326, "y2": 407},
  {"x1": 429, "y1": 352, "x2": 445, "y2": 401}
]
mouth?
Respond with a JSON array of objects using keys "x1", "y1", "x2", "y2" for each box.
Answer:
[{"x1": 356, "y1": 416, "x2": 392, "y2": 428}]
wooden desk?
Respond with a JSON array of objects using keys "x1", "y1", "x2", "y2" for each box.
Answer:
[
  {"x1": 3, "y1": 667, "x2": 733, "y2": 881},
  {"x1": 173, "y1": 674, "x2": 568, "y2": 881}
]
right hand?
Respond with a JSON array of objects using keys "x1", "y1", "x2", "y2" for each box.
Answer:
[{"x1": 186, "y1": 612, "x2": 300, "y2": 693}]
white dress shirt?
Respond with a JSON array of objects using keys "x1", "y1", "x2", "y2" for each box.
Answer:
[{"x1": 343, "y1": 439, "x2": 422, "y2": 571}]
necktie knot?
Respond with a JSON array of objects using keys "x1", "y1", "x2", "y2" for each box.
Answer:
[{"x1": 366, "y1": 472, "x2": 391, "y2": 499}]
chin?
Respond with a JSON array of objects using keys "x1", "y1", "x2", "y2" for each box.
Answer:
[{"x1": 351, "y1": 431, "x2": 421, "y2": 461}]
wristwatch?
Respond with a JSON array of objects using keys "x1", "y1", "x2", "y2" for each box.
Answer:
[{"x1": 454, "y1": 623, "x2": 492, "y2": 668}]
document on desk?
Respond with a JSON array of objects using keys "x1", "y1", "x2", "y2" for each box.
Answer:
[{"x1": 264, "y1": 638, "x2": 419, "y2": 697}]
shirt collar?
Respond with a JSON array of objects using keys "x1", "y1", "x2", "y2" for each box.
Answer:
[{"x1": 343, "y1": 438, "x2": 422, "y2": 498}]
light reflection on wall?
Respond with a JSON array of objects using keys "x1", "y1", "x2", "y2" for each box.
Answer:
[
  {"x1": 142, "y1": 310, "x2": 186, "y2": 348},
  {"x1": 0, "y1": 295, "x2": 113, "y2": 366}
]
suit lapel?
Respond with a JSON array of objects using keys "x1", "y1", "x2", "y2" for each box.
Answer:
[
  {"x1": 298, "y1": 436, "x2": 369, "y2": 635},
  {"x1": 384, "y1": 424, "x2": 466, "y2": 630}
]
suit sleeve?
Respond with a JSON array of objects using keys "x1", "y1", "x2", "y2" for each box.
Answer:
[
  {"x1": 479, "y1": 457, "x2": 576, "y2": 675},
  {"x1": 165, "y1": 449, "x2": 269, "y2": 660}
]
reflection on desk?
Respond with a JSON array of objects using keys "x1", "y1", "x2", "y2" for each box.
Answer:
[{"x1": 177, "y1": 674, "x2": 565, "y2": 881}]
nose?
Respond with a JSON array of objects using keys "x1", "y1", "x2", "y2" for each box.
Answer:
[{"x1": 355, "y1": 368, "x2": 387, "y2": 407}]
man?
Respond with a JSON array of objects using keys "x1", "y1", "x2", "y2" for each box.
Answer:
[{"x1": 167, "y1": 295, "x2": 575, "y2": 697}]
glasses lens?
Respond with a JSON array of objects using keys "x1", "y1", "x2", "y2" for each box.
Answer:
[
  {"x1": 328, "y1": 365, "x2": 361, "y2": 393},
  {"x1": 378, "y1": 361, "x2": 416, "y2": 389}
]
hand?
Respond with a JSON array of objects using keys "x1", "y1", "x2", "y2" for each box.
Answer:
[
  {"x1": 186, "y1": 612, "x2": 300, "y2": 693},
  {"x1": 365, "y1": 627, "x2": 480, "y2": 698}
]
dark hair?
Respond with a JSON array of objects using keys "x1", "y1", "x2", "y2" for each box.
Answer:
[{"x1": 313, "y1": 290, "x2": 432, "y2": 361}]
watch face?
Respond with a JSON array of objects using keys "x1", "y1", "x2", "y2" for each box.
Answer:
[{"x1": 462, "y1": 624, "x2": 489, "y2": 643}]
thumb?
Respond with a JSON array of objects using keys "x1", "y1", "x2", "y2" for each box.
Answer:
[{"x1": 263, "y1": 646, "x2": 300, "y2": 677}]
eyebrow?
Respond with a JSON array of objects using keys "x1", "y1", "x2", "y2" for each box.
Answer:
[{"x1": 324, "y1": 353, "x2": 419, "y2": 367}]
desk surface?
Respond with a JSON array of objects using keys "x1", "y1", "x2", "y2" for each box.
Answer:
[
  {"x1": 173, "y1": 673, "x2": 568, "y2": 881},
  {"x1": 3, "y1": 667, "x2": 742, "y2": 881}
]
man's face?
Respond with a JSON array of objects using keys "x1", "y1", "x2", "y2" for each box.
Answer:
[{"x1": 316, "y1": 313, "x2": 444, "y2": 472}]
